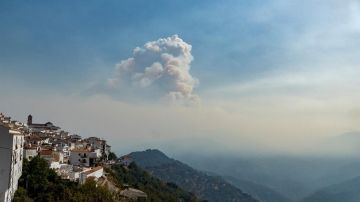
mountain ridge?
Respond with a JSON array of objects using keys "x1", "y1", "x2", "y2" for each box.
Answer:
[
  {"x1": 223, "y1": 176, "x2": 290, "y2": 202},
  {"x1": 127, "y1": 149, "x2": 259, "y2": 202},
  {"x1": 302, "y1": 175, "x2": 360, "y2": 202}
]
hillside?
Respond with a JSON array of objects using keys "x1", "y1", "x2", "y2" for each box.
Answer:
[
  {"x1": 223, "y1": 176, "x2": 290, "y2": 202},
  {"x1": 302, "y1": 176, "x2": 360, "y2": 202},
  {"x1": 14, "y1": 157, "x2": 114, "y2": 202},
  {"x1": 14, "y1": 156, "x2": 200, "y2": 202},
  {"x1": 108, "y1": 163, "x2": 200, "y2": 201},
  {"x1": 179, "y1": 154, "x2": 360, "y2": 202},
  {"x1": 128, "y1": 149, "x2": 258, "y2": 202}
]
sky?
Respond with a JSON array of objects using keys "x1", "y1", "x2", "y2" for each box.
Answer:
[{"x1": 1, "y1": 0, "x2": 360, "y2": 156}]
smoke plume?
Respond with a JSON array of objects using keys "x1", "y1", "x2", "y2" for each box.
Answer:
[{"x1": 107, "y1": 35, "x2": 200, "y2": 105}]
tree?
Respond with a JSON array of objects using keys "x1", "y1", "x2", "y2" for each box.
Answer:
[
  {"x1": 15, "y1": 156, "x2": 115, "y2": 202},
  {"x1": 13, "y1": 187, "x2": 33, "y2": 202},
  {"x1": 108, "y1": 152, "x2": 117, "y2": 161}
]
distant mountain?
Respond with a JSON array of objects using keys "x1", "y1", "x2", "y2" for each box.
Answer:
[
  {"x1": 223, "y1": 176, "x2": 290, "y2": 202},
  {"x1": 178, "y1": 154, "x2": 360, "y2": 202},
  {"x1": 302, "y1": 176, "x2": 360, "y2": 202},
  {"x1": 128, "y1": 149, "x2": 258, "y2": 202},
  {"x1": 333, "y1": 132, "x2": 360, "y2": 147}
]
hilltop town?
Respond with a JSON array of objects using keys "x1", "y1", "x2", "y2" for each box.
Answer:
[
  {"x1": 0, "y1": 112, "x2": 148, "y2": 202},
  {"x1": 1, "y1": 112, "x2": 259, "y2": 202}
]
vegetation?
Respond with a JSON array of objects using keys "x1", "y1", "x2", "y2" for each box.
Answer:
[
  {"x1": 129, "y1": 149, "x2": 259, "y2": 202},
  {"x1": 14, "y1": 157, "x2": 114, "y2": 202},
  {"x1": 108, "y1": 152, "x2": 118, "y2": 161},
  {"x1": 14, "y1": 156, "x2": 200, "y2": 202},
  {"x1": 108, "y1": 163, "x2": 201, "y2": 202}
]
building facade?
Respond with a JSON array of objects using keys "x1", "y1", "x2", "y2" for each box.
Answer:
[
  {"x1": 79, "y1": 166, "x2": 104, "y2": 184},
  {"x1": 23, "y1": 146, "x2": 38, "y2": 160},
  {"x1": 0, "y1": 123, "x2": 25, "y2": 202},
  {"x1": 69, "y1": 150, "x2": 93, "y2": 167}
]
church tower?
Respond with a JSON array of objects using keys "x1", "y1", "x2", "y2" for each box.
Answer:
[{"x1": 27, "y1": 114, "x2": 32, "y2": 125}]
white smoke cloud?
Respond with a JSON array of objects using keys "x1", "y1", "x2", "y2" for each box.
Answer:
[{"x1": 106, "y1": 35, "x2": 200, "y2": 105}]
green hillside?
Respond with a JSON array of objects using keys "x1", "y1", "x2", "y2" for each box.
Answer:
[
  {"x1": 129, "y1": 149, "x2": 259, "y2": 202},
  {"x1": 13, "y1": 156, "x2": 200, "y2": 202}
]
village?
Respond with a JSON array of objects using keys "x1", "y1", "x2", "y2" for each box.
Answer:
[{"x1": 0, "y1": 112, "x2": 144, "y2": 202}]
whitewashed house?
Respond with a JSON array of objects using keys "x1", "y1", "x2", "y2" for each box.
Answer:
[
  {"x1": 23, "y1": 146, "x2": 38, "y2": 160},
  {"x1": 56, "y1": 164, "x2": 81, "y2": 181},
  {"x1": 69, "y1": 149, "x2": 92, "y2": 167},
  {"x1": 69, "y1": 149, "x2": 100, "y2": 167},
  {"x1": 39, "y1": 150, "x2": 64, "y2": 165},
  {"x1": 0, "y1": 118, "x2": 25, "y2": 202},
  {"x1": 54, "y1": 142, "x2": 70, "y2": 158},
  {"x1": 79, "y1": 166, "x2": 104, "y2": 184},
  {"x1": 84, "y1": 137, "x2": 111, "y2": 160}
]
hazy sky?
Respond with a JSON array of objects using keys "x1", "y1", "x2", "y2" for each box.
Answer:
[{"x1": 1, "y1": 0, "x2": 360, "y2": 156}]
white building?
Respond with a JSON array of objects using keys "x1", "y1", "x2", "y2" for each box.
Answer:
[
  {"x1": 91, "y1": 148, "x2": 102, "y2": 159},
  {"x1": 69, "y1": 149, "x2": 90, "y2": 167},
  {"x1": 23, "y1": 146, "x2": 38, "y2": 160},
  {"x1": 69, "y1": 149, "x2": 96, "y2": 167},
  {"x1": 56, "y1": 164, "x2": 81, "y2": 181},
  {"x1": 0, "y1": 122, "x2": 25, "y2": 202},
  {"x1": 79, "y1": 166, "x2": 104, "y2": 184},
  {"x1": 84, "y1": 137, "x2": 111, "y2": 160},
  {"x1": 39, "y1": 150, "x2": 64, "y2": 165},
  {"x1": 53, "y1": 142, "x2": 70, "y2": 157}
]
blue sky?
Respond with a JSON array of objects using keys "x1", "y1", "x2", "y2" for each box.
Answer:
[
  {"x1": 0, "y1": 0, "x2": 287, "y2": 90},
  {"x1": 1, "y1": 0, "x2": 360, "y2": 155}
]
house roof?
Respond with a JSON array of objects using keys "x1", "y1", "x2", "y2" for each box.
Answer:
[
  {"x1": 24, "y1": 146, "x2": 38, "y2": 150},
  {"x1": 0, "y1": 124, "x2": 24, "y2": 136},
  {"x1": 40, "y1": 150, "x2": 53, "y2": 156},
  {"x1": 82, "y1": 166, "x2": 103, "y2": 175},
  {"x1": 29, "y1": 123, "x2": 60, "y2": 129},
  {"x1": 0, "y1": 113, "x2": 25, "y2": 134}
]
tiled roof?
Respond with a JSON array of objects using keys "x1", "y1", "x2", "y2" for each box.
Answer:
[{"x1": 40, "y1": 150, "x2": 53, "y2": 156}]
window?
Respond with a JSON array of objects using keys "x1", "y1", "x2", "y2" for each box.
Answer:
[{"x1": 14, "y1": 152, "x2": 17, "y2": 164}]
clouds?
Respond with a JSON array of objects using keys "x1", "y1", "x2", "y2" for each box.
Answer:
[
  {"x1": 3, "y1": 1, "x2": 360, "y2": 157},
  {"x1": 106, "y1": 35, "x2": 200, "y2": 105}
]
